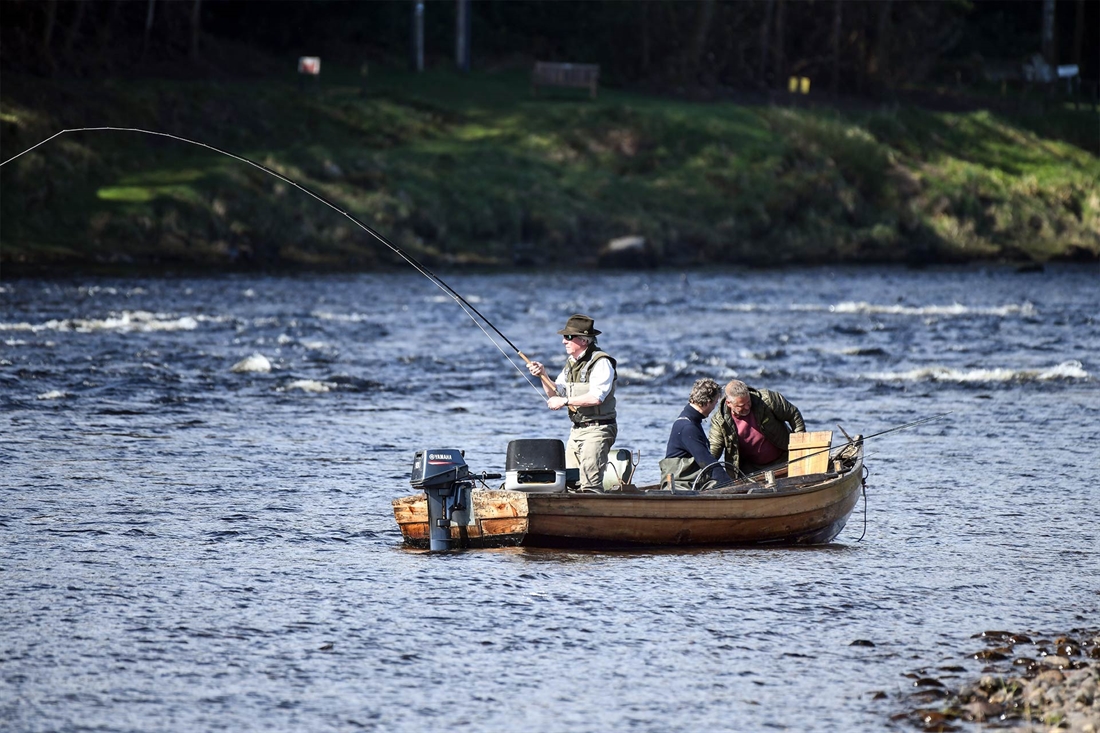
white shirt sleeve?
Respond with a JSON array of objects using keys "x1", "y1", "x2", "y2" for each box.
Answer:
[
  {"x1": 584, "y1": 359, "x2": 615, "y2": 402},
  {"x1": 554, "y1": 367, "x2": 568, "y2": 397}
]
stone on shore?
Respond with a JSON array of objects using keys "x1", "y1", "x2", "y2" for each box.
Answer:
[{"x1": 894, "y1": 629, "x2": 1099, "y2": 731}]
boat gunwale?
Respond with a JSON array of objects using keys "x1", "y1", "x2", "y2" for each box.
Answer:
[
  {"x1": 483, "y1": 458, "x2": 862, "y2": 502},
  {"x1": 392, "y1": 457, "x2": 863, "y2": 509}
]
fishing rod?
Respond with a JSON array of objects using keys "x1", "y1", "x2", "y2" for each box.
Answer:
[
  {"x1": 731, "y1": 412, "x2": 952, "y2": 485},
  {"x1": 1, "y1": 127, "x2": 554, "y2": 397}
]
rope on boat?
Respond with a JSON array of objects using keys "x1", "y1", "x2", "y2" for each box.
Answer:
[
  {"x1": 1, "y1": 127, "x2": 549, "y2": 401},
  {"x1": 855, "y1": 465, "x2": 870, "y2": 542}
]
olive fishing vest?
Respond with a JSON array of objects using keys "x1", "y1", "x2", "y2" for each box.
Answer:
[
  {"x1": 564, "y1": 348, "x2": 617, "y2": 425},
  {"x1": 658, "y1": 455, "x2": 706, "y2": 492}
]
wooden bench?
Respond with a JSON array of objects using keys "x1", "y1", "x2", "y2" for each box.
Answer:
[{"x1": 532, "y1": 62, "x2": 600, "y2": 99}]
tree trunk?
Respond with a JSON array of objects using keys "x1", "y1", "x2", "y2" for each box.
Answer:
[
  {"x1": 831, "y1": 0, "x2": 842, "y2": 98},
  {"x1": 97, "y1": 0, "x2": 124, "y2": 62},
  {"x1": 871, "y1": 0, "x2": 892, "y2": 89},
  {"x1": 455, "y1": 0, "x2": 465, "y2": 71},
  {"x1": 411, "y1": 0, "x2": 424, "y2": 72},
  {"x1": 64, "y1": 0, "x2": 87, "y2": 55},
  {"x1": 773, "y1": 0, "x2": 786, "y2": 90},
  {"x1": 759, "y1": 0, "x2": 774, "y2": 88},
  {"x1": 142, "y1": 0, "x2": 156, "y2": 60},
  {"x1": 41, "y1": 0, "x2": 58, "y2": 70},
  {"x1": 188, "y1": 0, "x2": 202, "y2": 61},
  {"x1": 685, "y1": 0, "x2": 715, "y2": 83},
  {"x1": 1041, "y1": 0, "x2": 1056, "y2": 67},
  {"x1": 664, "y1": 3, "x2": 682, "y2": 81},
  {"x1": 1072, "y1": 0, "x2": 1084, "y2": 70}
]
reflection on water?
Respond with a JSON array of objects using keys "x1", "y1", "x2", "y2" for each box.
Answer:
[{"x1": 2, "y1": 266, "x2": 1097, "y2": 731}]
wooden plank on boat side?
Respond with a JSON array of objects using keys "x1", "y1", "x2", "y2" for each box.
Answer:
[
  {"x1": 392, "y1": 494, "x2": 428, "y2": 523},
  {"x1": 396, "y1": 522, "x2": 504, "y2": 548},
  {"x1": 788, "y1": 431, "x2": 833, "y2": 477},
  {"x1": 393, "y1": 491, "x2": 524, "y2": 523},
  {"x1": 478, "y1": 517, "x2": 529, "y2": 538},
  {"x1": 473, "y1": 491, "x2": 529, "y2": 542},
  {"x1": 400, "y1": 521, "x2": 430, "y2": 542},
  {"x1": 525, "y1": 484, "x2": 862, "y2": 546},
  {"x1": 526, "y1": 514, "x2": 798, "y2": 545},
  {"x1": 524, "y1": 492, "x2": 843, "y2": 520},
  {"x1": 473, "y1": 490, "x2": 529, "y2": 519}
]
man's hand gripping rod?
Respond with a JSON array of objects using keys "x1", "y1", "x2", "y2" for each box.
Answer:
[{"x1": 517, "y1": 351, "x2": 559, "y2": 395}]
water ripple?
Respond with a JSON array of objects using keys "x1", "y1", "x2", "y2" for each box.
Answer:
[{"x1": 2, "y1": 267, "x2": 1097, "y2": 732}]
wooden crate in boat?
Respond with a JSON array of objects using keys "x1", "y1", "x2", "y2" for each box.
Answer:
[{"x1": 788, "y1": 431, "x2": 832, "y2": 477}]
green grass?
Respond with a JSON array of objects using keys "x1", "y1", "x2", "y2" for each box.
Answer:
[{"x1": 1, "y1": 66, "x2": 1097, "y2": 272}]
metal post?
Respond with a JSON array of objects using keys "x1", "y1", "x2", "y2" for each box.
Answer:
[
  {"x1": 456, "y1": 0, "x2": 470, "y2": 73},
  {"x1": 415, "y1": 0, "x2": 424, "y2": 72}
]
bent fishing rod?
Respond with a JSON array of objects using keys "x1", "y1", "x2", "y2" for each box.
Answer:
[{"x1": 1, "y1": 127, "x2": 555, "y2": 398}]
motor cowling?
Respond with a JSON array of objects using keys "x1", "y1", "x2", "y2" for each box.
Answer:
[
  {"x1": 411, "y1": 449, "x2": 471, "y2": 490},
  {"x1": 411, "y1": 449, "x2": 472, "y2": 551}
]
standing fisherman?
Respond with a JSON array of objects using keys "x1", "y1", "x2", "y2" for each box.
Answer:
[{"x1": 526, "y1": 315, "x2": 617, "y2": 492}]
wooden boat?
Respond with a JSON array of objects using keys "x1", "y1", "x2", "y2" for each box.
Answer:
[{"x1": 392, "y1": 437, "x2": 864, "y2": 550}]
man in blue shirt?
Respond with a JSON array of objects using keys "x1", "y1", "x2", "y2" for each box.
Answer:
[{"x1": 660, "y1": 378, "x2": 732, "y2": 491}]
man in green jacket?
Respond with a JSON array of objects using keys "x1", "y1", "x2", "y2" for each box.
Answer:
[{"x1": 708, "y1": 379, "x2": 805, "y2": 476}]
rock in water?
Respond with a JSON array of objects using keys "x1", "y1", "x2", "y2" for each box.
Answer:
[
  {"x1": 231, "y1": 353, "x2": 272, "y2": 373},
  {"x1": 598, "y1": 235, "x2": 654, "y2": 269}
]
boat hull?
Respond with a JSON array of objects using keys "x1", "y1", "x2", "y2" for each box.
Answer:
[{"x1": 393, "y1": 450, "x2": 864, "y2": 550}]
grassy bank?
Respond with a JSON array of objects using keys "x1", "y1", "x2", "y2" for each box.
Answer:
[{"x1": 1, "y1": 66, "x2": 1098, "y2": 273}]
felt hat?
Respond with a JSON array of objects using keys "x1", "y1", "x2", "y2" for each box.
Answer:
[{"x1": 557, "y1": 314, "x2": 601, "y2": 337}]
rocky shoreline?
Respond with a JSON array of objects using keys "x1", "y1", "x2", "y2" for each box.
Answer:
[{"x1": 894, "y1": 629, "x2": 1099, "y2": 731}]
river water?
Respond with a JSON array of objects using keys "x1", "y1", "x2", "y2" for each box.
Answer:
[{"x1": 2, "y1": 265, "x2": 1097, "y2": 732}]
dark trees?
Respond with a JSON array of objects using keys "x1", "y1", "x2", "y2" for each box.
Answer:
[{"x1": 0, "y1": 0, "x2": 1094, "y2": 91}]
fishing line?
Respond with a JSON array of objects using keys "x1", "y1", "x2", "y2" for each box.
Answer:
[
  {"x1": 2, "y1": 127, "x2": 547, "y2": 399},
  {"x1": 736, "y1": 412, "x2": 952, "y2": 484},
  {"x1": 849, "y1": 412, "x2": 952, "y2": 443}
]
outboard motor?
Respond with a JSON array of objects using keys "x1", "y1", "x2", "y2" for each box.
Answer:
[
  {"x1": 505, "y1": 439, "x2": 568, "y2": 493},
  {"x1": 410, "y1": 449, "x2": 473, "y2": 551}
]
